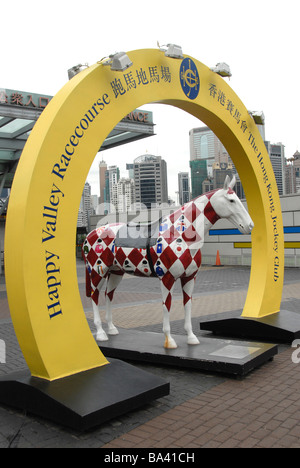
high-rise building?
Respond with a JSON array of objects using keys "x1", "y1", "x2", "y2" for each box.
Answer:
[
  {"x1": 248, "y1": 113, "x2": 287, "y2": 195},
  {"x1": 202, "y1": 177, "x2": 214, "y2": 194},
  {"x1": 265, "y1": 142, "x2": 286, "y2": 195},
  {"x1": 189, "y1": 159, "x2": 207, "y2": 199},
  {"x1": 90, "y1": 195, "x2": 98, "y2": 212},
  {"x1": 126, "y1": 163, "x2": 134, "y2": 179},
  {"x1": 285, "y1": 150, "x2": 300, "y2": 194},
  {"x1": 78, "y1": 182, "x2": 94, "y2": 228},
  {"x1": 213, "y1": 162, "x2": 235, "y2": 190},
  {"x1": 105, "y1": 165, "x2": 120, "y2": 211},
  {"x1": 133, "y1": 154, "x2": 168, "y2": 208},
  {"x1": 285, "y1": 161, "x2": 296, "y2": 195},
  {"x1": 99, "y1": 160, "x2": 107, "y2": 204},
  {"x1": 189, "y1": 126, "x2": 230, "y2": 197},
  {"x1": 113, "y1": 178, "x2": 135, "y2": 212},
  {"x1": 178, "y1": 172, "x2": 190, "y2": 205},
  {"x1": 189, "y1": 127, "x2": 230, "y2": 168},
  {"x1": 293, "y1": 151, "x2": 300, "y2": 188},
  {"x1": 190, "y1": 119, "x2": 287, "y2": 199}
]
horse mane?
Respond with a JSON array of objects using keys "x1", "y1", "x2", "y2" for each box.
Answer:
[{"x1": 168, "y1": 188, "x2": 220, "y2": 220}]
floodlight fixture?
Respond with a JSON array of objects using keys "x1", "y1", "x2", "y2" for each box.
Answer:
[
  {"x1": 165, "y1": 44, "x2": 183, "y2": 59},
  {"x1": 67, "y1": 63, "x2": 89, "y2": 80},
  {"x1": 100, "y1": 52, "x2": 133, "y2": 71},
  {"x1": 158, "y1": 42, "x2": 183, "y2": 59},
  {"x1": 249, "y1": 111, "x2": 265, "y2": 125},
  {"x1": 211, "y1": 62, "x2": 232, "y2": 78}
]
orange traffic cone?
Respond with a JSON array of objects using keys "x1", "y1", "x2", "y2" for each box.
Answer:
[{"x1": 215, "y1": 250, "x2": 222, "y2": 267}]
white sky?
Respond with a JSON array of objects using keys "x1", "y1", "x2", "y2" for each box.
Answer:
[{"x1": 2, "y1": 0, "x2": 299, "y2": 201}]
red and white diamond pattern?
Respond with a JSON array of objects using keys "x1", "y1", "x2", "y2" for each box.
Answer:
[
  {"x1": 82, "y1": 182, "x2": 250, "y2": 348},
  {"x1": 83, "y1": 196, "x2": 219, "y2": 304}
]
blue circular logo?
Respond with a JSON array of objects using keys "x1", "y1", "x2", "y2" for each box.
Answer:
[{"x1": 180, "y1": 58, "x2": 200, "y2": 100}]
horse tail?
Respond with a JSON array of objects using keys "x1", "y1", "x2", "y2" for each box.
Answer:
[
  {"x1": 82, "y1": 242, "x2": 92, "y2": 298},
  {"x1": 85, "y1": 265, "x2": 92, "y2": 297}
]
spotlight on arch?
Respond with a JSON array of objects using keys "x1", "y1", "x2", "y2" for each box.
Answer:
[
  {"x1": 100, "y1": 52, "x2": 133, "y2": 72},
  {"x1": 157, "y1": 42, "x2": 183, "y2": 59},
  {"x1": 210, "y1": 62, "x2": 232, "y2": 78},
  {"x1": 67, "y1": 64, "x2": 89, "y2": 80}
]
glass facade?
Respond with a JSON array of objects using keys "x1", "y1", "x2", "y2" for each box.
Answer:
[
  {"x1": 189, "y1": 159, "x2": 208, "y2": 199},
  {"x1": 134, "y1": 154, "x2": 168, "y2": 208}
]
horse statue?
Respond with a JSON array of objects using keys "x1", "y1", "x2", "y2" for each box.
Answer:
[{"x1": 83, "y1": 175, "x2": 254, "y2": 349}]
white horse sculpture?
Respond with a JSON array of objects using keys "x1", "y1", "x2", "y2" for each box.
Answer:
[{"x1": 83, "y1": 175, "x2": 254, "y2": 349}]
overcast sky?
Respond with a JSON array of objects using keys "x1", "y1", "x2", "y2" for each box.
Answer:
[{"x1": 2, "y1": 0, "x2": 299, "y2": 201}]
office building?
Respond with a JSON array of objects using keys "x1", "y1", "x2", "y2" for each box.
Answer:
[
  {"x1": 189, "y1": 126, "x2": 230, "y2": 196},
  {"x1": 113, "y1": 177, "x2": 135, "y2": 212},
  {"x1": 202, "y1": 177, "x2": 214, "y2": 194},
  {"x1": 105, "y1": 165, "x2": 120, "y2": 209},
  {"x1": 178, "y1": 172, "x2": 190, "y2": 205},
  {"x1": 189, "y1": 159, "x2": 208, "y2": 199},
  {"x1": 126, "y1": 163, "x2": 134, "y2": 179},
  {"x1": 286, "y1": 150, "x2": 300, "y2": 194},
  {"x1": 134, "y1": 154, "x2": 168, "y2": 208},
  {"x1": 189, "y1": 127, "x2": 230, "y2": 168},
  {"x1": 265, "y1": 142, "x2": 286, "y2": 195},
  {"x1": 99, "y1": 160, "x2": 107, "y2": 204},
  {"x1": 78, "y1": 182, "x2": 94, "y2": 229},
  {"x1": 213, "y1": 162, "x2": 234, "y2": 189}
]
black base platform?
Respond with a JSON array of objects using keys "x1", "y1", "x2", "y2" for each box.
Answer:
[
  {"x1": 200, "y1": 310, "x2": 300, "y2": 343},
  {"x1": 0, "y1": 358, "x2": 169, "y2": 431},
  {"x1": 97, "y1": 329, "x2": 278, "y2": 377}
]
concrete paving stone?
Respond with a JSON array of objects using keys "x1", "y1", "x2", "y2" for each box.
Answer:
[{"x1": 0, "y1": 264, "x2": 300, "y2": 447}]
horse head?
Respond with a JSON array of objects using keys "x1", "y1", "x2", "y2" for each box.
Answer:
[{"x1": 210, "y1": 175, "x2": 254, "y2": 235}]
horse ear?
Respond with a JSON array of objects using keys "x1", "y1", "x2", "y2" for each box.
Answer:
[
  {"x1": 229, "y1": 175, "x2": 236, "y2": 189},
  {"x1": 223, "y1": 175, "x2": 230, "y2": 190}
]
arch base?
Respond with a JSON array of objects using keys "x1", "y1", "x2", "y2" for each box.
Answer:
[
  {"x1": 200, "y1": 310, "x2": 300, "y2": 343},
  {"x1": 0, "y1": 360, "x2": 169, "y2": 431}
]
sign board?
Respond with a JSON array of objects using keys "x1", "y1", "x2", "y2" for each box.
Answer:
[{"x1": 5, "y1": 49, "x2": 284, "y2": 380}]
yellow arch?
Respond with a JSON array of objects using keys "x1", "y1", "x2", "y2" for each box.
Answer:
[{"x1": 4, "y1": 49, "x2": 284, "y2": 380}]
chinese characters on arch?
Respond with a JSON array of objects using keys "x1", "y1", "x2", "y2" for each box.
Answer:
[{"x1": 110, "y1": 65, "x2": 172, "y2": 98}]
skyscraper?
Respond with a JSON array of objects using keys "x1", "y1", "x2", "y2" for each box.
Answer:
[
  {"x1": 291, "y1": 151, "x2": 300, "y2": 193},
  {"x1": 189, "y1": 126, "x2": 230, "y2": 197},
  {"x1": 114, "y1": 178, "x2": 135, "y2": 212},
  {"x1": 134, "y1": 154, "x2": 168, "y2": 208},
  {"x1": 78, "y1": 182, "x2": 93, "y2": 228},
  {"x1": 265, "y1": 142, "x2": 286, "y2": 195},
  {"x1": 190, "y1": 118, "x2": 286, "y2": 199},
  {"x1": 178, "y1": 172, "x2": 190, "y2": 205},
  {"x1": 99, "y1": 160, "x2": 107, "y2": 204},
  {"x1": 189, "y1": 159, "x2": 208, "y2": 199},
  {"x1": 105, "y1": 165, "x2": 120, "y2": 208},
  {"x1": 126, "y1": 163, "x2": 134, "y2": 179}
]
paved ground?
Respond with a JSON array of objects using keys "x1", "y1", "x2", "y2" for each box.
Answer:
[{"x1": 0, "y1": 262, "x2": 300, "y2": 448}]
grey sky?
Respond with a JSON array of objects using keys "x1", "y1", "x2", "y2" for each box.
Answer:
[{"x1": 2, "y1": 0, "x2": 298, "y2": 199}]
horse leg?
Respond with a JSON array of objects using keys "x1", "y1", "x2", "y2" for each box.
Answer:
[
  {"x1": 105, "y1": 272, "x2": 124, "y2": 335},
  {"x1": 181, "y1": 275, "x2": 200, "y2": 345},
  {"x1": 160, "y1": 273, "x2": 177, "y2": 349},
  {"x1": 91, "y1": 277, "x2": 108, "y2": 341}
]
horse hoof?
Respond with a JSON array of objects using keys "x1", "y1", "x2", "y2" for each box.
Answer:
[
  {"x1": 96, "y1": 331, "x2": 109, "y2": 341},
  {"x1": 108, "y1": 327, "x2": 119, "y2": 336},
  {"x1": 164, "y1": 337, "x2": 178, "y2": 349},
  {"x1": 187, "y1": 335, "x2": 200, "y2": 345}
]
